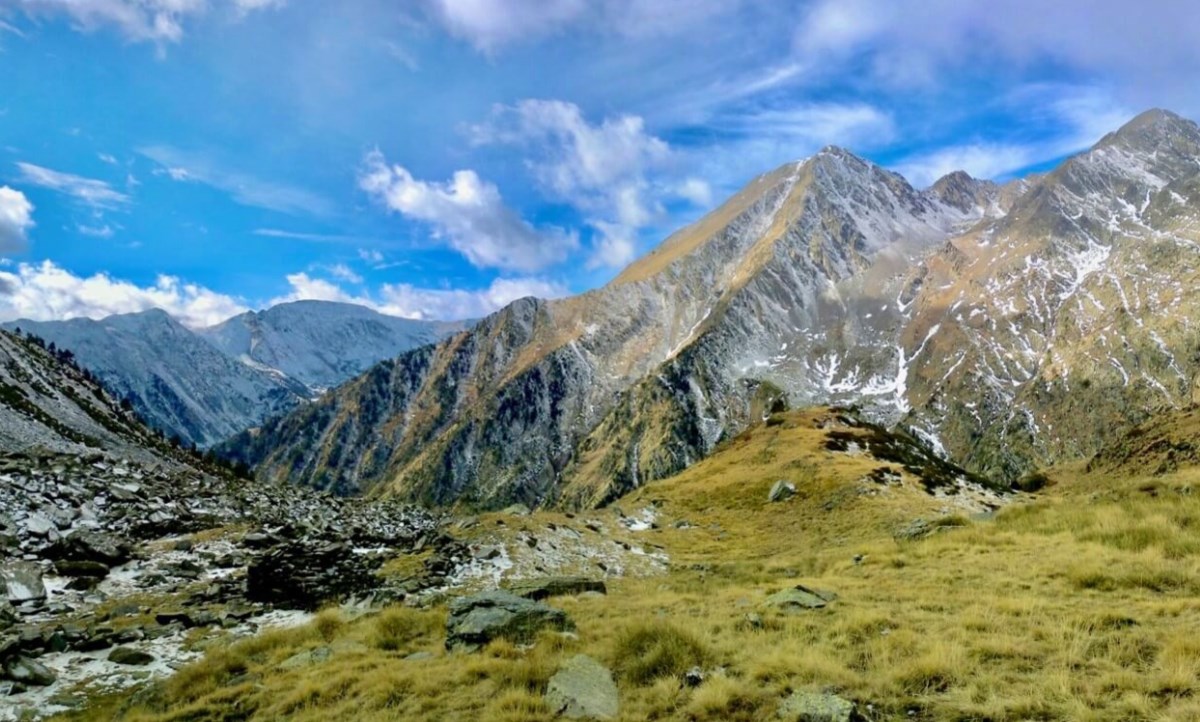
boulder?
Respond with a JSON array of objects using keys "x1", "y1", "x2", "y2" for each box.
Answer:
[
  {"x1": 108, "y1": 647, "x2": 155, "y2": 666},
  {"x1": 1, "y1": 562, "x2": 46, "y2": 603},
  {"x1": 545, "y1": 654, "x2": 619, "y2": 720},
  {"x1": 777, "y1": 690, "x2": 860, "y2": 722},
  {"x1": 768, "y1": 480, "x2": 796, "y2": 503},
  {"x1": 764, "y1": 585, "x2": 837, "y2": 612},
  {"x1": 48, "y1": 530, "x2": 131, "y2": 566},
  {"x1": 246, "y1": 540, "x2": 382, "y2": 610},
  {"x1": 445, "y1": 591, "x2": 574, "y2": 651},
  {"x1": 505, "y1": 576, "x2": 607, "y2": 601},
  {"x1": 4, "y1": 656, "x2": 56, "y2": 686},
  {"x1": 54, "y1": 560, "x2": 110, "y2": 579}
]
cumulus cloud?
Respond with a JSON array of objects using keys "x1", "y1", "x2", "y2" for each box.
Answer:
[
  {"x1": 472, "y1": 99, "x2": 708, "y2": 267},
  {"x1": 140, "y1": 146, "x2": 333, "y2": 216},
  {"x1": 7, "y1": 0, "x2": 285, "y2": 44},
  {"x1": 358, "y1": 149, "x2": 577, "y2": 272},
  {"x1": 0, "y1": 260, "x2": 248, "y2": 328},
  {"x1": 0, "y1": 187, "x2": 34, "y2": 252},
  {"x1": 272, "y1": 270, "x2": 564, "y2": 320},
  {"x1": 15, "y1": 162, "x2": 129, "y2": 210}
]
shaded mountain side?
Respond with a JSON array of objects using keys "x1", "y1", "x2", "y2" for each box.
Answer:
[
  {"x1": 197, "y1": 300, "x2": 466, "y2": 390},
  {"x1": 6, "y1": 301, "x2": 461, "y2": 449},
  {"x1": 6, "y1": 311, "x2": 310, "y2": 448},
  {"x1": 1085, "y1": 405, "x2": 1200, "y2": 477}
]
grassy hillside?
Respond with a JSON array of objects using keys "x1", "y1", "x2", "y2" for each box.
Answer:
[{"x1": 63, "y1": 409, "x2": 1200, "y2": 721}]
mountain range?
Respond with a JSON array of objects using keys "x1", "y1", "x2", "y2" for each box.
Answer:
[
  {"x1": 6, "y1": 302, "x2": 464, "y2": 448},
  {"x1": 218, "y1": 109, "x2": 1200, "y2": 509}
]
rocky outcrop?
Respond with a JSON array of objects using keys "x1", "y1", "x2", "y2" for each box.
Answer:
[{"x1": 445, "y1": 591, "x2": 575, "y2": 651}]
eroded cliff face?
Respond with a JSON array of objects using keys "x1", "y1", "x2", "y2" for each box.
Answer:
[{"x1": 227, "y1": 110, "x2": 1200, "y2": 510}]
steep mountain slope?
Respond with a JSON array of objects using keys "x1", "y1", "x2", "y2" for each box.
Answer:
[
  {"x1": 6, "y1": 302, "x2": 463, "y2": 449},
  {"x1": 0, "y1": 328, "x2": 162, "y2": 457},
  {"x1": 6, "y1": 311, "x2": 308, "y2": 449},
  {"x1": 224, "y1": 149, "x2": 993, "y2": 505},
  {"x1": 899, "y1": 109, "x2": 1200, "y2": 479},
  {"x1": 197, "y1": 300, "x2": 466, "y2": 390},
  {"x1": 226, "y1": 109, "x2": 1200, "y2": 510}
]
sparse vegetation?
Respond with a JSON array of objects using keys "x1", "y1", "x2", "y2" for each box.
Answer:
[{"x1": 55, "y1": 409, "x2": 1200, "y2": 722}]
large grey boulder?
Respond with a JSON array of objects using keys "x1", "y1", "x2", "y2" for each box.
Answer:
[
  {"x1": 777, "y1": 690, "x2": 860, "y2": 721},
  {"x1": 545, "y1": 654, "x2": 619, "y2": 720},
  {"x1": 109, "y1": 647, "x2": 156, "y2": 666},
  {"x1": 764, "y1": 585, "x2": 837, "y2": 612},
  {"x1": 1, "y1": 561, "x2": 46, "y2": 603},
  {"x1": 445, "y1": 591, "x2": 574, "y2": 651},
  {"x1": 505, "y1": 576, "x2": 607, "y2": 601}
]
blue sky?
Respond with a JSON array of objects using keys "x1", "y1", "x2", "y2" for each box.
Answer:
[{"x1": 0, "y1": 0, "x2": 1198, "y2": 326}]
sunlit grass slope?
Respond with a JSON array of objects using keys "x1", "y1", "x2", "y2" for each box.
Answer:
[{"x1": 64, "y1": 409, "x2": 1200, "y2": 721}]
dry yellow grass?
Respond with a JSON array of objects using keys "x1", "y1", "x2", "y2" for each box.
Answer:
[{"x1": 61, "y1": 409, "x2": 1200, "y2": 721}]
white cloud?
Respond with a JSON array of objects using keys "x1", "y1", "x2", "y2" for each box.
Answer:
[
  {"x1": 8, "y1": 0, "x2": 285, "y2": 44},
  {"x1": 0, "y1": 187, "x2": 34, "y2": 252},
  {"x1": 97, "y1": 153, "x2": 118, "y2": 165},
  {"x1": 76, "y1": 223, "x2": 115, "y2": 239},
  {"x1": 358, "y1": 149, "x2": 577, "y2": 272},
  {"x1": 358, "y1": 248, "x2": 384, "y2": 264},
  {"x1": 423, "y1": 0, "x2": 587, "y2": 52},
  {"x1": 140, "y1": 146, "x2": 332, "y2": 216},
  {"x1": 15, "y1": 162, "x2": 130, "y2": 209},
  {"x1": 272, "y1": 271, "x2": 563, "y2": 321},
  {"x1": 894, "y1": 86, "x2": 1137, "y2": 187},
  {"x1": 472, "y1": 99, "x2": 707, "y2": 268},
  {"x1": 0, "y1": 260, "x2": 248, "y2": 328},
  {"x1": 423, "y1": 0, "x2": 740, "y2": 52},
  {"x1": 895, "y1": 144, "x2": 1039, "y2": 189},
  {"x1": 327, "y1": 263, "x2": 362, "y2": 284},
  {"x1": 791, "y1": 0, "x2": 1200, "y2": 109},
  {"x1": 378, "y1": 276, "x2": 567, "y2": 320}
]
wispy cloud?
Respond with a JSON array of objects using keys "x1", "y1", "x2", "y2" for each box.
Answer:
[
  {"x1": 8, "y1": 0, "x2": 287, "y2": 46},
  {"x1": 15, "y1": 162, "x2": 130, "y2": 209},
  {"x1": 254, "y1": 228, "x2": 373, "y2": 244},
  {"x1": 140, "y1": 146, "x2": 334, "y2": 216}
]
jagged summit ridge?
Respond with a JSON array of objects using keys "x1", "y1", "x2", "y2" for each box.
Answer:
[{"x1": 223, "y1": 109, "x2": 1200, "y2": 510}]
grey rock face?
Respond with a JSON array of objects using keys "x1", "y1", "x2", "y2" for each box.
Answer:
[
  {"x1": 445, "y1": 591, "x2": 574, "y2": 651},
  {"x1": 1, "y1": 561, "x2": 46, "y2": 603},
  {"x1": 545, "y1": 654, "x2": 619, "y2": 720}
]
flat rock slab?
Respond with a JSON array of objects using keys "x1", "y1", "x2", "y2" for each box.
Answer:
[
  {"x1": 445, "y1": 591, "x2": 574, "y2": 652},
  {"x1": 764, "y1": 585, "x2": 837, "y2": 612},
  {"x1": 2, "y1": 561, "x2": 46, "y2": 603},
  {"x1": 505, "y1": 576, "x2": 607, "y2": 601},
  {"x1": 546, "y1": 654, "x2": 619, "y2": 720},
  {"x1": 777, "y1": 690, "x2": 860, "y2": 721}
]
